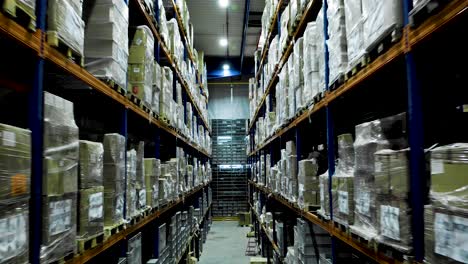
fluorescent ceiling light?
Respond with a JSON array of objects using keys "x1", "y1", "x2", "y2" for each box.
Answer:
[
  {"x1": 223, "y1": 64, "x2": 230, "y2": 70},
  {"x1": 219, "y1": 0, "x2": 229, "y2": 8},
  {"x1": 219, "y1": 38, "x2": 228, "y2": 47}
]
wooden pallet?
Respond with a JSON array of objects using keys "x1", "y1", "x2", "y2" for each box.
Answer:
[
  {"x1": 345, "y1": 55, "x2": 370, "y2": 81},
  {"x1": 49, "y1": 251, "x2": 74, "y2": 264},
  {"x1": 313, "y1": 91, "x2": 325, "y2": 104},
  {"x1": 332, "y1": 220, "x2": 351, "y2": 236},
  {"x1": 104, "y1": 221, "x2": 126, "y2": 240},
  {"x1": 409, "y1": 0, "x2": 450, "y2": 27},
  {"x1": 77, "y1": 232, "x2": 105, "y2": 253},
  {"x1": 329, "y1": 74, "x2": 345, "y2": 91},
  {"x1": 100, "y1": 78, "x2": 126, "y2": 96},
  {"x1": 47, "y1": 31, "x2": 84, "y2": 66},
  {"x1": 2, "y1": 0, "x2": 36, "y2": 31},
  {"x1": 366, "y1": 26, "x2": 402, "y2": 62},
  {"x1": 127, "y1": 93, "x2": 151, "y2": 113}
]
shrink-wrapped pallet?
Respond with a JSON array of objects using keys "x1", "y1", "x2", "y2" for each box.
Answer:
[
  {"x1": 126, "y1": 150, "x2": 137, "y2": 218},
  {"x1": 332, "y1": 134, "x2": 355, "y2": 225},
  {"x1": 327, "y1": 0, "x2": 348, "y2": 86},
  {"x1": 279, "y1": 4, "x2": 290, "y2": 51},
  {"x1": 102, "y1": 133, "x2": 125, "y2": 226},
  {"x1": 84, "y1": 0, "x2": 129, "y2": 88},
  {"x1": 316, "y1": 9, "x2": 326, "y2": 93},
  {"x1": 128, "y1": 26, "x2": 155, "y2": 107},
  {"x1": 297, "y1": 159, "x2": 319, "y2": 210},
  {"x1": 293, "y1": 38, "x2": 304, "y2": 112},
  {"x1": 152, "y1": 62, "x2": 162, "y2": 115},
  {"x1": 78, "y1": 186, "x2": 104, "y2": 238},
  {"x1": 79, "y1": 140, "x2": 104, "y2": 189},
  {"x1": 303, "y1": 22, "x2": 319, "y2": 105},
  {"x1": 144, "y1": 159, "x2": 160, "y2": 208},
  {"x1": 136, "y1": 142, "x2": 146, "y2": 210},
  {"x1": 0, "y1": 124, "x2": 31, "y2": 204},
  {"x1": 47, "y1": 0, "x2": 85, "y2": 56},
  {"x1": 362, "y1": 0, "x2": 403, "y2": 51},
  {"x1": 41, "y1": 193, "x2": 77, "y2": 262},
  {"x1": 344, "y1": 0, "x2": 366, "y2": 70},
  {"x1": 318, "y1": 171, "x2": 330, "y2": 219},
  {"x1": 0, "y1": 201, "x2": 29, "y2": 264},
  {"x1": 43, "y1": 92, "x2": 79, "y2": 196}
]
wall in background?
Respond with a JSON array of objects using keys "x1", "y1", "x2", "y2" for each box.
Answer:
[{"x1": 208, "y1": 83, "x2": 249, "y2": 120}]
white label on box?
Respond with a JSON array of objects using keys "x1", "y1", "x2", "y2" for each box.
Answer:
[
  {"x1": 431, "y1": 159, "x2": 444, "y2": 175},
  {"x1": 49, "y1": 199, "x2": 72, "y2": 236},
  {"x1": 89, "y1": 192, "x2": 103, "y2": 221},
  {"x1": 0, "y1": 212, "x2": 27, "y2": 259},
  {"x1": 133, "y1": 67, "x2": 140, "y2": 73},
  {"x1": 338, "y1": 191, "x2": 348, "y2": 214},
  {"x1": 139, "y1": 190, "x2": 146, "y2": 208},
  {"x1": 380, "y1": 205, "x2": 400, "y2": 241},
  {"x1": 434, "y1": 213, "x2": 468, "y2": 263},
  {"x1": 375, "y1": 161, "x2": 382, "y2": 173},
  {"x1": 355, "y1": 191, "x2": 370, "y2": 216},
  {"x1": 2, "y1": 131, "x2": 15, "y2": 147}
]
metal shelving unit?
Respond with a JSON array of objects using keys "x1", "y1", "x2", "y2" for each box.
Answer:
[
  {"x1": 212, "y1": 119, "x2": 249, "y2": 217},
  {"x1": 0, "y1": 0, "x2": 213, "y2": 263},
  {"x1": 247, "y1": 0, "x2": 468, "y2": 263}
]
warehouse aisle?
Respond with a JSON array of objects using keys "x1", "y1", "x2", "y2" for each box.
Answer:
[{"x1": 198, "y1": 221, "x2": 251, "y2": 264}]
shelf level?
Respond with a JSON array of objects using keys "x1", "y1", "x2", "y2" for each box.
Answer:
[
  {"x1": 67, "y1": 182, "x2": 210, "y2": 264},
  {"x1": 133, "y1": 0, "x2": 211, "y2": 134},
  {"x1": 250, "y1": 182, "x2": 403, "y2": 264},
  {"x1": 250, "y1": 203, "x2": 283, "y2": 262},
  {"x1": 248, "y1": 1, "x2": 467, "y2": 156},
  {"x1": 249, "y1": 0, "x2": 322, "y2": 131}
]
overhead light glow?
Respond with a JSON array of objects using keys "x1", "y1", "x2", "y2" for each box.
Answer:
[
  {"x1": 223, "y1": 64, "x2": 230, "y2": 70},
  {"x1": 219, "y1": 0, "x2": 229, "y2": 8},
  {"x1": 219, "y1": 38, "x2": 228, "y2": 47}
]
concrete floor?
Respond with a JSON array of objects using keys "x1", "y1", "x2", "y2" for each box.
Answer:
[{"x1": 198, "y1": 221, "x2": 252, "y2": 264}]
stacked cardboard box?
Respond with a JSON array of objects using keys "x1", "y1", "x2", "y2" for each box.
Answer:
[
  {"x1": 318, "y1": 171, "x2": 330, "y2": 220},
  {"x1": 128, "y1": 26, "x2": 155, "y2": 107},
  {"x1": 136, "y1": 142, "x2": 146, "y2": 211},
  {"x1": 297, "y1": 159, "x2": 320, "y2": 210},
  {"x1": 295, "y1": 218, "x2": 332, "y2": 264},
  {"x1": 127, "y1": 232, "x2": 142, "y2": 264},
  {"x1": 327, "y1": 0, "x2": 348, "y2": 85},
  {"x1": 47, "y1": 0, "x2": 85, "y2": 56},
  {"x1": 344, "y1": 0, "x2": 365, "y2": 70},
  {"x1": 303, "y1": 22, "x2": 319, "y2": 104},
  {"x1": 152, "y1": 62, "x2": 162, "y2": 115},
  {"x1": 78, "y1": 141, "x2": 104, "y2": 239},
  {"x1": 41, "y1": 92, "x2": 78, "y2": 262},
  {"x1": 167, "y1": 19, "x2": 184, "y2": 64},
  {"x1": 0, "y1": 124, "x2": 31, "y2": 263},
  {"x1": 84, "y1": 0, "x2": 129, "y2": 89},
  {"x1": 144, "y1": 158, "x2": 160, "y2": 208},
  {"x1": 103, "y1": 133, "x2": 125, "y2": 226},
  {"x1": 160, "y1": 67, "x2": 174, "y2": 122}
]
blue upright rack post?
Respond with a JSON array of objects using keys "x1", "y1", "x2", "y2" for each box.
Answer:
[{"x1": 403, "y1": 0, "x2": 425, "y2": 261}]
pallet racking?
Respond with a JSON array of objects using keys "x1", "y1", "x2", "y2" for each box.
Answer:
[{"x1": 247, "y1": 0, "x2": 467, "y2": 263}]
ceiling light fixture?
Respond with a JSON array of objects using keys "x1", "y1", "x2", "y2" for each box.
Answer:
[
  {"x1": 219, "y1": 38, "x2": 228, "y2": 47},
  {"x1": 223, "y1": 64, "x2": 230, "y2": 70},
  {"x1": 219, "y1": 0, "x2": 229, "y2": 8}
]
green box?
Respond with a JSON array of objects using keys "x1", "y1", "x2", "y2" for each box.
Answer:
[{"x1": 78, "y1": 186, "x2": 104, "y2": 238}]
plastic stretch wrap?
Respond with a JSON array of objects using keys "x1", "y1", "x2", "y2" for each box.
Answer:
[
  {"x1": 297, "y1": 159, "x2": 319, "y2": 210},
  {"x1": 286, "y1": 155, "x2": 298, "y2": 202},
  {"x1": 362, "y1": 0, "x2": 403, "y2": 51},
  {"x1": 0, "y1": 201, "x2": 29, "y2": 264},
  {"x1": 103, "y1": 133, "x2": 125, "y2": 226},
  {"x1": 126, "y1": 150, "x2": 137, "y2": 218},
  {"x1": 43, "y1": 92, "x2": 79, "y2": 196},
  {"x1": 136, "y1": 142, "x2": 146, "y2": 210},
  {"x1": 78, "y1": 186, "x2": 104, "y2": 238},
  {"x1": 47, "y1": 0, "x2": 85, "y2": 55},
  {"x1": 128, "y1": 26, "x2": 155, "y2": 107},
  {"x1": 352, "y1": 113, "x2": 407, "y2": 240},
  {"x1": 318, "y1": 171, "x2": 330, "y2": 219},
  {"x1": 79, "y1": 140, "x2": 104, "y2": 188},
  {"x1": 294, "y1": 38, "x2": 304, "y2": 111},
  {"x1": 327, "y1": 0, "x2": 348, "y2": 85},
  {"x1": 0, "y1": 124, "x2": 31, "y2": 205},
  {"x1": 280, "y1": 5, "x2": 290, "y2": 51},
  {"x1": 144, "y1": 159, "x2": 159, "y2": 208},
  {"x1": 41, "y1": 193, "x2": 77, "y2": 263},
  {"x1": 167, "y1": 159, "x2": 178, "y2": 199},
  {"x1": 344, "y1": 0, "x2": 365, "y2": 69},
  {"x1": 316, "y1": 9, "x2": 326, "y2": 92},
  {"x1": 303, "y1": 22, "x2": 318, "y2": 105},
  {"x1": 152, "y1": 62, "x2": 161, "y2": 115},
  {"x1": 84, "y1": 0, "x2": 129, "y2": 88},
  {"x1": 127, "y1": 233, "x2": 142, "y2": 264}
]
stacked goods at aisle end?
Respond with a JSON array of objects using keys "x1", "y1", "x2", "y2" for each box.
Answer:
[{"x1": 0, "y1": 124, "x2": 31, "y2": 264}]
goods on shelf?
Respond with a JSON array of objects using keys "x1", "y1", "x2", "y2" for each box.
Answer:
[
  {"x1": 84, "y1": 0, "x2": 129, "y2": 89},
  {"x1": 293, "y1": 37, "x2": 304, "y2": 112},
  {"x1": 351, "y1": 113, "x2": 407, "y2": 241},
  {"x1": 344, "y1": 0, "x2": 366, "y2": 70},
  {"x1": 424, "y1": 143, "x2": 468, "y2": 264},
  {"x1": 144, "y1": 158, "x2": 160, "y2": 208},
  {"x1": 318, "y1": 171, "x2": 330, "y2": 219},
  {"x1": 303, "y1": 22, "x2": 319, "y2": 104},
  {"x1": 295, "y1": 218, "x2": 332, "y2": 263},
  {"x1": 152, "y1": 62, "x2": 162, "y2": 115},
  {"x1": 279, "y1": 4, "x2": 290, "y2": 52},
  {"x1": 103, "y1": 133, "x2": 125, "y2": 226},
  {"x1": 0, "y1": 124, "x2": 31, "y2": 264},
  {"x1": 127, "y1": 232, "x2": 142, "y2": 264},
  {"x1": 41, "y1": 92, "x2": 79, "y2": 262},
  {"x1": 128, "y1": 25, "x2": 155, "y2": 107},
  {"x1": 47, "y1": 0, "x2": 85, "y2": 56},
  {"x1": 160, "y1": 66, "x2": 174, "y2": 122},
  {"x1": 136, "y1": 142, "x2": 146, "y2": 211},
  {"x1": 78, "y1": 140, "x2": 104, "y2": 239},
  {"x1": 362, "y1": 0, "x2": 403, "y2": 51},
  {"x1": 167, "y1": 19, "x2": 184, "y2": 64},
  {"x1": 332, "y1": 134, "x2": 355, "y2": 226},
  {"x1": 327, "y1": 0, "x2": 348, "y2": 86},
  {"x1": 126, "y1": 149, "x2": 137, "y2": 219},
  {"x1": 297, "y1": 158, "x2": 320, "y2": 210},
  {"x1": 316, "y1": 8, "x2": 326, "y2": 91}
]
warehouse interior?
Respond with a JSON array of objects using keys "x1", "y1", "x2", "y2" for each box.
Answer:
[{"x1": 0, "y1": 0, "x2": 466, "y2": 263}]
